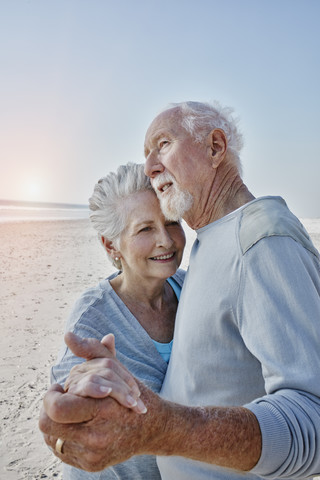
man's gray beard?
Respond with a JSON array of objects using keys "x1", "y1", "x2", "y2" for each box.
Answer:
[{"x1": 158, "y1": 186, "x2": 194, "y2": 221}]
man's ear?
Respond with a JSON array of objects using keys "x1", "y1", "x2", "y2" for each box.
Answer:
[
  {"x1": 101, "y1": 236, "x2": 120, "y2": 258},
  {"x1": 207, "y1": 128, "x2": 227, "y2": 168}
]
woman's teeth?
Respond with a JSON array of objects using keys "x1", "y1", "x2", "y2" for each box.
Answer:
[{"x1": 152, "y1": 253, "x2": 174, "y2": 260}]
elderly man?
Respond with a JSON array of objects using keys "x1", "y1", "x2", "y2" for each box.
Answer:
[{"x1": 40, "y1": 101, "x2": 320, "y2": 480}]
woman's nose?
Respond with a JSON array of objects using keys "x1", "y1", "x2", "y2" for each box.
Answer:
[{"x1": 156, "y1": 228, "x2": 174, "y2": 249}]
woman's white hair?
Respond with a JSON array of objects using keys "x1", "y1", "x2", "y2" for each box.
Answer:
[
  {"x1": 89, "y1": 162, "x2": 153, "y2": 269},
  {"x1": 168, "y1": 101, "x2": 244, "y2": 175}
]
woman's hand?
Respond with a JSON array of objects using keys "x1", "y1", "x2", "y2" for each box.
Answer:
[{"x1": 64, "y1": 332, "x2": 147, "y2": 414}]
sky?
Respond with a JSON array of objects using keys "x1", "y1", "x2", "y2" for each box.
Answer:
[{"x1": 1, "y1": 0, "x2": 319, "y2": 217}]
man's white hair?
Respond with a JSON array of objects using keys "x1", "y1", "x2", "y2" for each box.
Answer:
[
  {"x1": 89, "y1": 162, "x2": 153, "y2": 269},
  {"x1": 168, "y1": 101, "x2": 244, "y2": 175}
]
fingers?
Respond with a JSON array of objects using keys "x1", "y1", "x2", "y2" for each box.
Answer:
[
  {"x1": 64, "y1": 333, "x2": 141, "y2": 394},
  {"x1": 101, "y1": 333, "x2": 116, "y2": 357},
  {"x1": 40, "y1": 389, "x2": 142, "y2": 461},
  {"x1": 65, "y1": 359, "x2": 147, "y2": 413},
  {"x1": 42, "y1": 432, "x2": 120, "y2": 472},
  {"x1": 63, "y1": 333, "x2": 145, "y2": 411},
  {"x1": 66, "y1": 357, "x2": 140, "y2": 396},
  {"x1": 66, "y1": 374, "x2": 113, "y2": 398},
  {"x1": 40, "y1": 411, "x2": 93, "y2": 449},
  {"x1": 64, "y1": 332, "x2": 114, "y2": 360},
  {"x1": 42, "y1": 384, "x2": 97, "y2": 423},
  {"x1": 76, "y1": 357, "x2": 138, "y2": 390},
  {"x1": 66, "y1": 373, "x2": 147, "y2": 414},
  {"x1": 42, "y1": 428, "x2": 104, "y2": 471}
]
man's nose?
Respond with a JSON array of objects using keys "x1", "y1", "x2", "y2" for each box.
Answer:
[{"x1": 144, "y1": 152, "x2": 164, "y2": 179}]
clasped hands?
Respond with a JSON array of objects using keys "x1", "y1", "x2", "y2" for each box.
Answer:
[
  {"x1": 39, "y1": 333, "x2": 259, "y2": 473},
  {"x1": 64, "y1": 332, "x2": 147, "y2": 414},
  {"x1": 39, "y1": 332, "x2": 166, "y2": 471}
]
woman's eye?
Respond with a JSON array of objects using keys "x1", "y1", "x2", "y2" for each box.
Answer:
[{"x1": 139, "y1": 227, "x2": 151, "y2": 233}]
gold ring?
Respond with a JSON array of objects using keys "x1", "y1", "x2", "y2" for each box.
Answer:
[{"x1": 55, "y1": 438, "x2": 65, "y2": 454}]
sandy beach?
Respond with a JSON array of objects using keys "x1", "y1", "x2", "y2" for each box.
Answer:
[
  {"x1": 0, "y1": 218, "x2": 194, "y2": 480},
  {"x1": 0, "y1": 218, "x2": 319, "y2": 479}
]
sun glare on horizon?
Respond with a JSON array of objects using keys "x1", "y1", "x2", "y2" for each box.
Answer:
[{"x1": 23, "y1": 179, "x2": 44, "y2": 202}]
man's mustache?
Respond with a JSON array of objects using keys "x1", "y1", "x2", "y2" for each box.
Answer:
[{"x1": 152, "y1": 172, "x2": 175, "y2": 191}]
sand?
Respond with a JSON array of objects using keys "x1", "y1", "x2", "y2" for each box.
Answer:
[
  {"x1": 0, "y1": 219, "x2": 114, "y2": 479},
  {"x1": 0, "y1": 218, "x2": 319, "y2": 479}
]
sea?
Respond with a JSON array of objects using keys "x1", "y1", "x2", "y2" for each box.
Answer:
[
  {"x1": 1, "y1": 199, "x2": 319, "y2": 247},
  {"x1": 0, "y1": 199, "x2": 90, "y2": 223}
]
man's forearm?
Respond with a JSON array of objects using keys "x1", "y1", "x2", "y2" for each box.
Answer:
[{"x1": 143, "y1": 388, "x2": 261, "y2": 471}]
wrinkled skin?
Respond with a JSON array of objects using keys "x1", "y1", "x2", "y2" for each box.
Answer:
[
  {"x1": 63, "y1": 333, "x2": 146, "y2": 413},
  {"x1": 39, "y1": 333, "x2": 261, "y2": 473},
  {"x1": 40, "y1": 380, "x2": 168, "y2": 471},
  {"x1": 39, "y1": 332, "x2": 168, "y2": 471}
]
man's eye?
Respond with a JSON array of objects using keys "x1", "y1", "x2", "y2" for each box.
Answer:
[
  {"x1": 159, "y1": 140, "x2": 169, "y2": 149},
  {"x1": 139, "y1": 227, "x2": 151, "y2": 233}
]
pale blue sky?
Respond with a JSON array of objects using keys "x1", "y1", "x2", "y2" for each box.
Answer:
[{"x1": 1, "y1": 0, "x2": 319, "y2": 216}]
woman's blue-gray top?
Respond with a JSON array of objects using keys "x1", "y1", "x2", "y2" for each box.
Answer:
[{"x1": 51, "y1": 268, "x2": 185, "y2": 480}]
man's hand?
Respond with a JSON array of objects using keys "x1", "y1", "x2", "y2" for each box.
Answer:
[
  {"x1": 39, "y1": 381, "x2": 168, "y2": 471},
  {"x1": 64, "y1": 332, "x2": 146, "y2": 413}
]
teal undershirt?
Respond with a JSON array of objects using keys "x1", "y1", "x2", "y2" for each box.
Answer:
[{"x1": 152, "y1": 276, "x2": 181, "y2": 363}]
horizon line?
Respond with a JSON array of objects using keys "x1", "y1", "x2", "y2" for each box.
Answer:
[{"x1": 0, "y1": 198, "x2": 89, "y2": 209}]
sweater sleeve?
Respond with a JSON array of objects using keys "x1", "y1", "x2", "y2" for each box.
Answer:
[
  {"x1": 50, "y1": 304, "x2": 106, "y2": 387},
  {"x1": 238, "y1": 235, "x2": 320, "y2": 478}
]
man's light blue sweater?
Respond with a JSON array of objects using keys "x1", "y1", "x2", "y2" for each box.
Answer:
[{"x1": 158, "y1": 197, "x2": 320, "y2": 480}]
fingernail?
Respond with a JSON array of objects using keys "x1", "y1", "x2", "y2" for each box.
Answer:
[
  {"x1": 126, "y1": 395, "x2": 138, "y2": 407},
  {"x1": 100, "y1": 386, "x2": 112, "y2": 394},
  {"x1": 136, "y1": 398, "x2": 147, "y2": 414},
  {"x1": 131, "y1": 385, "x2": 141, "y2": 397}
]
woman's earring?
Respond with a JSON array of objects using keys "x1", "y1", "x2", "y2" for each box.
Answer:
[{"x1": 115, "y1": 257, "x2": 119, "y2": 261}]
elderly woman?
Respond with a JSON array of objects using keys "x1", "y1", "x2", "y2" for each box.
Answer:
[{"x1": 51, "y1": 162, "x2": 186, "y2": 479}]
